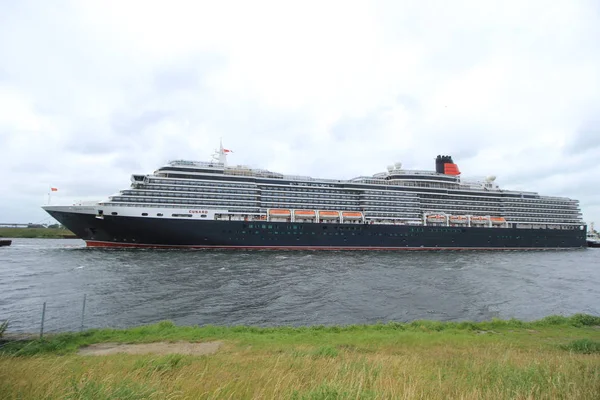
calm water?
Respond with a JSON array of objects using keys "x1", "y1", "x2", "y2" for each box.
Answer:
[{"x1": 0, "y1": 239, "x2": 598, "y2": 333}]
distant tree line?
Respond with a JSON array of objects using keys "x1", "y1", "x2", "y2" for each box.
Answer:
[{"x1": 26, "y1": 224, "x2": 64, "y2": 229}]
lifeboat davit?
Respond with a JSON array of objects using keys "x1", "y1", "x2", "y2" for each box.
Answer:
[
  {"x1": 293, "y1": 210, "x2": 316, "y2": 217},
  {"x1": 341, "y1": 211, "x2": 363, "y2": 219},
  {"x1": 426, "y1": 214, "x2": 446, "y2": 222},
  {"x1": 268, "y1": 209, "x2": 291, "y2": 216},
  {"x1": 318, "y1": 210, "x2": 340, "y2": 219},
  {"x1": 449, "y1": 215, "x2": 468, "y2": 224}
]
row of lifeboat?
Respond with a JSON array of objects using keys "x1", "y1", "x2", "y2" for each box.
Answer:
[
  {"x1": 268, "y1": 209, "x2": 364, "y2": 220},
  {"x1": 426, "y1": 214, "x2": 507, "y2": 225}
]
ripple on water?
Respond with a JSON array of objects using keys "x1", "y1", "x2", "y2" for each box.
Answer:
[{"x1": 0, "y1": 239, "x2": 599, "y2": 332}]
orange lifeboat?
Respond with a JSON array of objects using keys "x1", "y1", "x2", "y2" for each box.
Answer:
[
  {"x1": 426, "y1": 214, "x2": 446, "y2": 222},
  {"x1": 294, "y1": 210, "x2": 316, "y2": 217},
  {"x1": 490, "y1": 217, "x2": 506, "y2": 224},
  {"x1": 318, "y1": 210, "x2": 340, "y2": 219},
  {"x1": 268, "y1": 209, "x2": 291, "y2": 216},
  {"x1": 342, "y1": 211, "x2": 363, "y2": 219},
  {"x1": 449, "y1": 215, "x2": 468, "y2": 224},
  {"x1": 470, "y1": 216, "x2": 490, "y2": 224}
]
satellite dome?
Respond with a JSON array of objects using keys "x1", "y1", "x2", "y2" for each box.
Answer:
[
  {"x1": 394, "y1": 162, "x2": 402, "y2": 169},
  {"x1": 486, "y1": 175, "x2": 497, "y2": 182},
  {"x1": 387, "y1": 165, "x2": 394, "y2": 172}
]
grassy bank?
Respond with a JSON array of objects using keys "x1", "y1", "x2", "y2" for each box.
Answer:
[
  {"x1": 0, "y1": 227, "x2": 75, "y2": 239},
  {"x1": 1, "y1": 315, "x2": 600, "y2": 399}
]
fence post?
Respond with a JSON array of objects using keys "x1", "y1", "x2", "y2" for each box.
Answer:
[
  {"x1": 80, "y1": 294, "x2": 87, "y2": 332},
  {"x1": 40, "y1": 302, "x2": 46, "y2": 339}
]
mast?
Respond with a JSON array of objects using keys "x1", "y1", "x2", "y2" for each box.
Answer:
[{"x1": 212, "y1": 138, "x2": 230, "y2": 166}]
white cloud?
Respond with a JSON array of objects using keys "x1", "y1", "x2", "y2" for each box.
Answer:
[{"x1": 1, "y1": 0, "x2": 599, "y2": 225}]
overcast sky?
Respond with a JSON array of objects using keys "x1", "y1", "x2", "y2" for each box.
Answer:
[{"x1": 1, "y1": 0, "x2": 599, "y2": 226}]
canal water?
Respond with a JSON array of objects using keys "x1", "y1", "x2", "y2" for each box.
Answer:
[{"x1": 0, "y1": 239, "x2": 598, "y2": 333}]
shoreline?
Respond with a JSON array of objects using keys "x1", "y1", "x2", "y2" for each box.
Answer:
[
  {"x1": 2, "y1": 313, "x2": 599, "y2": 340},
  {"x1": 0, "y1": 227, "x2": 76, "y2": 239}
]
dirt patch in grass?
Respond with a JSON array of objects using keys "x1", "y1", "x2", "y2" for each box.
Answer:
[{"x1": 78, "y1": 341, "x2": 222, "y2": 356}]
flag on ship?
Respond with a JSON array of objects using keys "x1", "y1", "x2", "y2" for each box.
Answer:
[{"x1": 50, "y1": 187, "x2": 58, "y2": 192}]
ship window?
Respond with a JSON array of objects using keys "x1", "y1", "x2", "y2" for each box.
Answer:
[
  {"x1": 142, "y1": 213, "x2": 148, "y2": 216},
  {"x1": 111, "y1": 212, "x2": 118, "y2": 216},
  {"x1": 172, "y1": 213, "x2": 192, "y2": 218},
  {"x1": 157, "y1": 213, "x2": 163, "y2": 216}
]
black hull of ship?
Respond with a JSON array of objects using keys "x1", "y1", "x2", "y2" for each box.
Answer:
[{"x1": 46, "y1": 210, "x2": 587, "y2": 250}]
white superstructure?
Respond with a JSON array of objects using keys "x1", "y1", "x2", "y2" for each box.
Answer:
[{"x1": 86, "y1": 145, "x2": 584, "y2": 229}]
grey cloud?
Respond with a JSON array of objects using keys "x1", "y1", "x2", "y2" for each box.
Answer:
[
  {"x1": 153, "y1": 54, "x2": 224, "y2": 95},
  {"x1": 63, "y1": 175, "x2": 128, "y2": 198},
  {"x1": 110, "y1": 110, "x2": 174, "y2": 137},
  {"x1": 554, "y1": 181, "x2": 600, "y2": 198},
  {"x1": 11, "y1": 159, "x2": 60, "y2": 174},
  {"x1": 2, "y1": 0, "x2": 600, "y2": 225},
  {"x1": 504, "y1": 148, "x2": 600, "y2": 185},
  {"x1": 0, "y1": 68, "x2": 9, "y2": 82},
  {"x1": 395, "y1": 94, "x2": 421, "y2": 112},
  {"x1": 419, "y1": 126, "x2": 487, "y2": 160},
  {"x1": 584, "y1": 198, "x2": 600, "y2": 207},
  {"x1": 331, "y1": 111, "x2": 386, "y2": 142},
  {"x1": 331, "y1": 95, "x2": 422, "y2": 142},
  {"x1": 154, "y1": 68, "x2": 201, "y2": 95},
  {"x1": 65, "y1": 132, "x2": 130, "y2": 155},
  {"x1": 111, "y1": 154, "x2": 143, "y2": 173},
  {"x1": 450, "y1": 148, "x2": 479, "y2": 161},
  {"x1": 564, "y1": 118, "x2": 600, "y2": 155}
]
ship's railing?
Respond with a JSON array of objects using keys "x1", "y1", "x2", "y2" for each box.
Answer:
[
  {"x1": 500, "y1": 190, "x2": 539, "y2": 196},
  {"x1": 540, "y1": 195, "x2": 578, "y2": 202},
  {"x1": 459, "y1": 179, "x2": 487, "y2": 188},
  {"x1": 350, "y1": 177, "x2": 390, "y2": 185},
  {"x1": 222, "y1": 167, "x2": 284, "y2": 179},
  {"x1": 73, "y1": 201, "x2": 101, "y2": 206},
  {"x1": 168, "y1": 160, "x2": 225, "y2": 168},
  {"x1": 386, "y1": 170, "x2": 444, "y2": 176},
  {"x1": 285, "y1": 175, "x2": 348, "y2": 184},
  {"x1": 500, "y1": 196, "x2": 578, "y2": 204},
  {"x1": 285, "y1": 174, "x2": 315, "y2": 181}
]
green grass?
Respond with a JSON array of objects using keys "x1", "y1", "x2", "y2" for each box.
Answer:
[
  {"x1": 0, "y1": 321, "x2": 7, "y2": 339},
  {"x1": 1, "y1": 314, "x2": 599, "y2": 399},
  {"x1": 0, "y1": 227, "x2": 74, "y2": 238},
  {"x1": 561, "y1": 339, "x2": 600, "y2": 354},
  {"x1": 2, "y1": 313, "x2": 599, "y2": 357}
]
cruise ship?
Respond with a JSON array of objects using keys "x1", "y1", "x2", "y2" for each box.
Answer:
[{"x1": 43, "y1": 143, "x2": 587, "y2": 249}]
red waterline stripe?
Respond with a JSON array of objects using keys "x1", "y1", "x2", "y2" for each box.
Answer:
[{"x1": 85, "y1": 241, "x2": 573, "y2": 251}]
